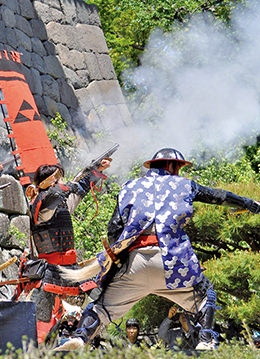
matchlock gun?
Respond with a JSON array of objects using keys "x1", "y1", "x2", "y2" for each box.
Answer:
[{"x1": 73, "y1": 143, "x2": 119, "y2": 182}]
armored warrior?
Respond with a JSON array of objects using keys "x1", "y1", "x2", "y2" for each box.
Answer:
[
  {"x1": 20, "y1": 160, "x2": 110, "y2": 343},
  {"x1": 57, "y1": 148, "x2": 260, "y2": 351}
]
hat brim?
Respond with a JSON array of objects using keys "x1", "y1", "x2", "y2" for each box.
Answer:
[{"x1": 143, "y1": 158, "x2": 193, "y2": 169}]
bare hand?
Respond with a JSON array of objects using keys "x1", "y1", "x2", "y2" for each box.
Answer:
[
  {"x1": 0, "y1": 164, "x2": 3, "y2": 171},
  {"x1": 97, "y1": 159, "x2": 111, "y2": 172},
  {"x1": 168, "y1": 305, "x2": 178, "y2": 319}
]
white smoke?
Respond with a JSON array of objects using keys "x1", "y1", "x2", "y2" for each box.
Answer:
[{"x1": 81, "y1": 1, "x2": 260, "y2": 176}]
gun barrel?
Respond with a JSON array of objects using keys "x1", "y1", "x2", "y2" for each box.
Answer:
[{"x1": 92, "y1": 143, "x2": 119, "y2": 166}]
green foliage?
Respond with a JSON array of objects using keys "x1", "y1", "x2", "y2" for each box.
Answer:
[
  {"x1": 8, "y1": 224, "x2": 28, "y2": 247},
  {"x1": 244, "y1": 142, "x2": 260, "y2": 175},
  {"x1": 205, "y1": 250, "x2": 260, "y2": 329},
  {"x1": 1, "y1": 341, "x2": 260, "y2": 359},
  {"x1": 72, "y1": 180, "x2": 121, "y2": 259},
  {"x1": 123, "y1": 295, "x2": 171, "y2": 333},
  {"x1": 187, "y1": 152, "x2": 258, "y2": 186},
  {"x1": 186, "y1": 181, "x2": 260, "y2": 259},
  {"x1": 47, "y1": 113, "x2": 77, "y2": 164}
]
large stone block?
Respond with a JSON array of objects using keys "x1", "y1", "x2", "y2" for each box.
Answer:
[
  {"x1": 42, "y1": 0, "x2": 61, "y2": 10},
  {"x1": 74, "y1": 88, "x2": 93, "y2": 115},
  {"x1": 33, "y1": 1, "x2": 50, "y2": 24},
  {"x1": 0, "y1": 248, "x2": 20, "y2": 285},
  {"x1": 57, "y1": 103, "x2": 71, "y2": 124},
  {"x1": 83, "y1": 52, "x2": 102, "y2": 81},
  {"x1": 30, "y1": 19, "x2": 48, "y2": 41},
  {"x1": 44, "y1": 55, "x2": 65, "y2": 79},
  {"x1": 31, "y1": 52, "x2": 46, "y2": 74},
  {"x1": 56, "y1": 44, "x2": 85, "y2": 71},
  {"x1": 63, "y1": 66, "x2": 82, "y2": 89},
  {"x1": 1, "y1": 6, "x2": 16, "y2": 28},
  {"x1": 75, "y1": 24, "x2": 109, "y2": 54},
  {"x1": 43, "y1": 40, "x2": 56, "y2": 55},
  {"x1": 60, "y1": 0, "x2": 77, "y2": 24},
  {"x1": 41, "y1": 74, "x2": 60, "y2": 102},
  {"x1": 46, "y1": 22, "x2": 77, "y2": 50},
  {"x1": 0, "y1": 21, "x2": 7, "y2": 44},
  {"x1": 15, "y1": 14, "x2": 32, "y2": 37},
  {"x1": 31, "y1": 37, "x2": 47, "y2": 57},
  {"x1": 17, "y1": 46, "x2": 31, "y2": 67},
  {"x1": 19, "y1": 0, "x2": 35, "y2": 20},
  {"x1": 75, "y1": 2, "x2": 100, "y2": 27},
  {"x1": 0, "y1": 212, "x2": 10, "y2": 246},
  {"x1": 34, "y1": 94, "x2": 47, "y2": 115},
  {"x1": 76, "y1": 70, "x2": 90, "y2": 88},
  {"x1": 15, "y1": 28, "x2": 32, "y2": 52},
  {"x1": 43, "y1": 95, "x2": 58, "y2": 117},
  {"x1": 87, "y1": 80, "x2": 125, "y2": 107},
  {"x1": 30, "y1": 68, "x2": 43, "y2": 96},
  {"x1": 2, "y1": 0, "x2": 19, "y2": 14},
  {"x1": 50, "y1": 8, "x2": 63, "y2": 23},
  {"x1": 5, "y1": 26, "x2": 18, "y2": 49},
  {"x1": 97, "y1": 54, "x2": 116, "y2": 80},
  {"x1": 58, "y1": 78, "x2": 78, "y2": 109},
  {"x1": 0, "y1": 175, "x2": 27, "y2": 215}
]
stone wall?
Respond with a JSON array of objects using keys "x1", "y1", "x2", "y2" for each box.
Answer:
[
  {"x1": 0, "y1": 174, "x2": 30, "y2": 298},
  {"x1": 0, "y1": 0, "x2": 132, "y2": 146},
  {"x1": 0, "y1": 0, "x2": 132, "y2": 295}
]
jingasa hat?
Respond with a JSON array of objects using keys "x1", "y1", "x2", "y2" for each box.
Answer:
[{"x1": 143, "y1": 148, "x2": 192, "y2": 169}]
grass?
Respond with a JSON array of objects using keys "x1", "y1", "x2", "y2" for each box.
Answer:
[{"x1": 1, "y1": 341, "x2": 260, "y2": 359}]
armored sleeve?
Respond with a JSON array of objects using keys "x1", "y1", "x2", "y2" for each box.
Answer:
[
  {"x1": 191, "y1": 180, "x2": 260, "y2": 213},
  {"x1": 66, "y1": 170, "x2": 107, "y2": 213},
  {"x1": 107, "y1": 202, "x2": 125, "y2": 245},
  {"x1": 77, "y1": 170, "x2": 106, "y2": 197}
]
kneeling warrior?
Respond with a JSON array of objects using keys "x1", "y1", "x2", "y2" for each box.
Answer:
[
  {"x1": 14, "y1": 160, "x2": 110, "y2": 344},
  {"x1": 57, "y1": 148, "x2": 260, "y2": 351}
]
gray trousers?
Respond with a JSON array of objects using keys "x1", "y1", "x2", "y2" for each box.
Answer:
[{"x1": 94, "y1": 246, "x2": 204, "y2": 325}]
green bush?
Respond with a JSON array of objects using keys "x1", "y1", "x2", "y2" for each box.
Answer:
[{"x1": 1, "y1": 342, "x2": 260, "y2": 359}]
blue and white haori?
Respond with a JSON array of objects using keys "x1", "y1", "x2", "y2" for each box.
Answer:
[{"x1": 116, "y1": 168, "x2": 203, "y2": 289}]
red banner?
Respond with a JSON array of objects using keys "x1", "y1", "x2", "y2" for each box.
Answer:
[{"x1": 0, "y1": 50, "x2": 58, "y2": 185}]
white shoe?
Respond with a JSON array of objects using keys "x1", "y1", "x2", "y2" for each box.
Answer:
[
  {"x1": 54, "y1": 337, "x2": 85, "y2": 351},
  {"x1": 195, "y1": 340, "x2": 217, "y2": 350}
]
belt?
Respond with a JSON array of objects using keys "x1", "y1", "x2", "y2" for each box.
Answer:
[
  {"x1": 128, "y1": 234, "x2": 159, "y2": 252},
  {"x1": 38, "y1": 249, "x2": 77, "y2": 265},
  {"x1": 43, "y1": 280, "x2": 97, "y2": 295}
]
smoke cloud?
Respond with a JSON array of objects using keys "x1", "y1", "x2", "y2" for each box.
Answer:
[{"x1": 81, "y1": 1, "x2": 260, "y2": 176}]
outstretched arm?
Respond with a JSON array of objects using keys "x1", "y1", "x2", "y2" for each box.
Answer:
[
  {"x1": 192, "y1": 181, "x2": 260, "y2": 213},
  {"x1": 67, "y1": 159, "x2": 111, "y2": 213}
]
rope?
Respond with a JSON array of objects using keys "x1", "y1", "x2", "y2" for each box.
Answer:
[{"x1": 90, "y1": 180, "x2": 103, "y2": 221}]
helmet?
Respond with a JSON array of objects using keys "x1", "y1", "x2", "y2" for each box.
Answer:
[
  {"x1": 143, "y1": 148, "x2": 192, "y2": 169},
  {"x1": 126, "y1": 318, "x2": 140, "y2": 328}
]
